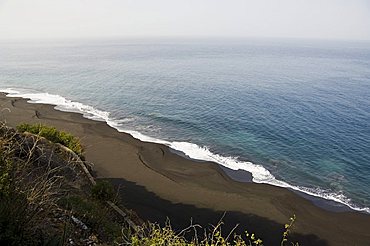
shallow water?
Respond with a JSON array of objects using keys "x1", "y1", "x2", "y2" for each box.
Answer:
[{"x1": 1, "y1": 38, "x2": 370, "y2": 213}]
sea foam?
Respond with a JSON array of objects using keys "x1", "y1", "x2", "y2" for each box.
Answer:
[{"x1": 2, "y1": 87, "x2": 369, "y2": 214}]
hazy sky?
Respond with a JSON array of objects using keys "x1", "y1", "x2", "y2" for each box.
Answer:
[{"x1": 0, "y1": 0, "x2": 369, "y2": 40}]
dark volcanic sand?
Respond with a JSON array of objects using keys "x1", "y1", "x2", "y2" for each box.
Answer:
[{"x1": 1, "y1": 93, "x2": 369, "y2": 246}]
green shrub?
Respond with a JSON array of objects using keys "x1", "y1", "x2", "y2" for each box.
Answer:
[
  {"x1": 91, "y1": 180, "x2": 114, "y2": 201},
  {"x1": 16, "y1": 123, "x2": 83, "y2": 156},
  {"x1": 58, "y1": 195, "x2": 121, "y2": 241}
]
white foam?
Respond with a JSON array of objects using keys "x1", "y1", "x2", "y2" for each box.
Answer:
[
  {"x1": 1, "y1": 88, "x2": 110, "y2": 122},
  {"x1": 2, "y1": 87, "x2": 369, "y2": 214}
]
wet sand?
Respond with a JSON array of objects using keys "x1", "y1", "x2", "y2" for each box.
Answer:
[{"x1": 1, "y1": 93, "x2": 369, "y2": 245}]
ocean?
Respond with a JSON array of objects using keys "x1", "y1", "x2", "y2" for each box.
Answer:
[{"x1": 1, "y1": 38, "x2": 369, "y2": 213}]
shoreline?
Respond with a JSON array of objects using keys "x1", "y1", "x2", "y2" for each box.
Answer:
[
  {"x1": 1, "y1": 93, "x2": 370, "y2": 245},
  {"x1": 2, "y1": 88, "x2": 369, "y2": 214}
]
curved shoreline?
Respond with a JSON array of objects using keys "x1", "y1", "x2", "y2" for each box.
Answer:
[
  {"x1": 1, "y1": 88, "x2": 369, "y2": 214},
  {"x1": 1, "y1": 92, "x2": 370, "y2": 245}
]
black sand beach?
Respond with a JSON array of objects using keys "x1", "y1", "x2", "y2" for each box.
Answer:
[{"x1": 1, "y1": 93, "x2": 370, "y2": 246}]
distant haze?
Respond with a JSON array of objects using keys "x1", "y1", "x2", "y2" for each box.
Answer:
[{"x1": 0, "y1": 0, "x2": 369, "y2": 41}]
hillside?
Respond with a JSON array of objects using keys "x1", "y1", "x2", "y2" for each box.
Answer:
[{"x1": 0, "y1": 122, "x2": 298, "y2": 245}]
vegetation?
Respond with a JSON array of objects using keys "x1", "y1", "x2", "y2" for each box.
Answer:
[
  {"x1": 0, "y1": 123, "x2": 122, "y2": 244},
  {"x1": 58, "y1": 195, "x2": 122, "y2": 242},
  {"x1": 129, "y1": 216, "x2": 298, "y2": 246},
  {"x1": 281, "y1": 215, "x2": 297, "y2": 246},
  {"x1": 0, "y1": 122, "x2": 299, "y2": 245},
  {"x1": 91, "y1": 180, "x2": 115, "y2": 201},
  {"x1": 16, "y1": 123, "x2": 83, "y2": 157},
  {"x1": 0, "y1": 124, "x2": 66, "y2": 245},
  {"x1": 130, "y1": 220, "x2": 265, "y2": 246}
]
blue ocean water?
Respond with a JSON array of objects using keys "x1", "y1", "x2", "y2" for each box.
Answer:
[{"x1": 0, "y1": 38, "x2": 370, "y2": 212}]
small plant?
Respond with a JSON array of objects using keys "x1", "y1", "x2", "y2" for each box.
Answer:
[
  {"x1": 91, "y1": 180, "x2": 114, "y2": 201},
  {"x1": 16, "y1": 123, "x2": 83, "y2": 156},
  {"x1": 129, "y1": 219, "x2": 265, "y2": 246},
  {"x1": 281, "y1": 214, "x2": 298, "y2": 246},
  {"x1": 131, "y1": 221, "x2": 188, "y2": 246}
]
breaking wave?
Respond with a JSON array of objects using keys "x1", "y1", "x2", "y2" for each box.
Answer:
[{"x1": 2, "y1": 87, "x2": 369, "y2": 214}]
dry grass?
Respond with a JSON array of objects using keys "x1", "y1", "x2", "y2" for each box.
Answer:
[{"x1": 126, "y1": 213, "x2": 298, "y2": 246}]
